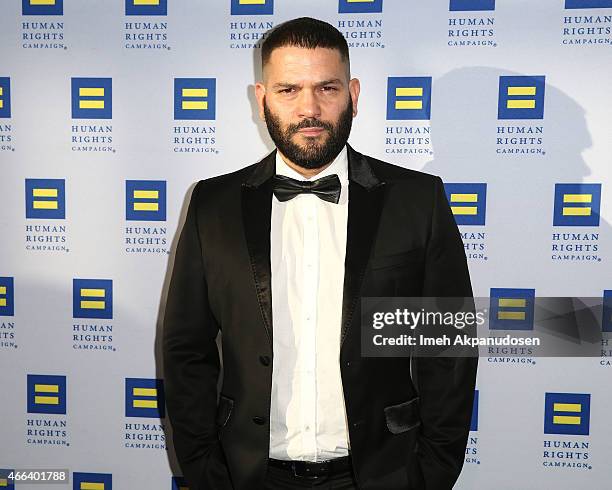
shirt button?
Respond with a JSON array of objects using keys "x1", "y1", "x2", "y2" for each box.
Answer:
[
  {"x1": 259, "y1": 355, "x2": 271, "y2": 366},
  {"x1": 253, "y1": 416, "x2": 266, "y2": 425},
  {"x1": 305, "y1": 426, "x2": 311, "y2": 431}
]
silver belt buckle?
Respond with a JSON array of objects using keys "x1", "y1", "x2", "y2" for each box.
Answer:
[{"x1": 291, "y1": 461, "x2": 327, "y2": 480}]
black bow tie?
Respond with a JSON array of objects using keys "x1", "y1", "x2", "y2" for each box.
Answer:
[{"x1": 272, "y1": 174, "x2": 342, "y2": 204}]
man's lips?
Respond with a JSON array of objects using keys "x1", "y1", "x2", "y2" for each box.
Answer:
[{"x1": 297, "y1": 127, "x2": 326, "y2": 136}]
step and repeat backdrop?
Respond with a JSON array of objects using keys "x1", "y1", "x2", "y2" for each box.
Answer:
[{"x1": 1, "y1": 0, "x2": 611, "y2": 489}]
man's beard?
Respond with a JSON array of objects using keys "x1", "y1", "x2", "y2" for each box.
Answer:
[{"x1": 263, "y1": 96, "x2": 353, "y2": 170}]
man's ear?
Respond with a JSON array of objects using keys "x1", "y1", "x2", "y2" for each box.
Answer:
[
  {"x1": 349, "y1": 78, "x2": 360, "y2": 118},
  {"x1": 255, "y1": 82, "x2": 266, "y2": 121}
]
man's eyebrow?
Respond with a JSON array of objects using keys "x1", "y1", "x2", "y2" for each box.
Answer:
[
  {"x1": 271, "y1": 79, "x2": 343, "y2": 90},
  {"x1": 272, "y1": 82, "x2": 299, "y2": 90},
  {"x1": 316, "y1": 79, "x2": 342, "y2": 86}
]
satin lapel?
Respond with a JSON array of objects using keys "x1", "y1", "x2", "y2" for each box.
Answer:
[
  {"x1": 241, "y1": 153, "x2": 276, "y2": 348},
  {"x1": 340, "y1": 148, "x2": 386, "y2": 349}
]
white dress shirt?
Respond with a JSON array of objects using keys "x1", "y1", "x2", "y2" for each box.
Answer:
[{"x1": 269, "y1": 146, "x2": 351, "y2": 461}]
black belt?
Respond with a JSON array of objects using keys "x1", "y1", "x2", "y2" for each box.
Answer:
[{"x1": 268, "y1": 455, "x2": 352, "y2": 479}]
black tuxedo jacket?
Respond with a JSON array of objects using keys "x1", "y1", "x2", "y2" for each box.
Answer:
[{"x1": 163, "y1": 145, "x2": 478, "y2": 490}]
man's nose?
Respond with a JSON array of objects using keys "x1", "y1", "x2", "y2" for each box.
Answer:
[{"x1": 296, "y1": 89, "x2": 321, "y2": 119}]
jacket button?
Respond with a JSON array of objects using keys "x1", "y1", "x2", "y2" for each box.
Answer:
[
  {"x1": 253, "y1": 416, "x2": 266, "y2": 425},
  {"x1": 259, "y1": 355, "x2": 271, "y2": 366}
]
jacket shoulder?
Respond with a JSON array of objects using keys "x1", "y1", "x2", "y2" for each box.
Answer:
[
  {"x1": 197, "y1": 162, "x2": 258, "y2": 190},
  {"x1": 365, "y1": 154, "x2": 441, "y2": 185},
  {"x1": 189, "y1": 159, "x2": 263, "y2": 206}
]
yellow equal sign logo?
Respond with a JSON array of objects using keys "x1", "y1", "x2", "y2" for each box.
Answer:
[
  {"x1": 181, "y1": 88, "x2": 208, "y2": 110},
  {"x1": 0, "y1": 285, "x2": 7, "y2": 307},
  {"x1": 0, "y1": 477, "x2": 8, "y2": 487},
  {"x1": 30, "y1": 0, "x2": 56, "y2": 5},
  {"x1": 34, "y1": 383, "x2": 60, "y2": 405},
  {"x1": 132, "y1": 387, "x2": 158, "y2": 409},
  {"x1": 79, "y1": 87, "x2": 105, "y2": 109},
  {"x1": 506, "y1": 86, "x2": 537, "y2": 109},
  {"x1": 80, "y1": 483, "x2": 105, "y2": 490},
  {"x1": 395, "y1": 87, "x2": 423, "y2": 110},
  {"x1": 450, "y1": 193, "x2": 478, "y2": 216},
  {"x1": 32, "y1": 187, "x2": 59, "y2": 209},
  {"x1": 133, "y1": 0, "x2": 160, "y2": 4},
  {"x1": 133, "y1": 189, "x2": 159, "y2": 211},
  {"x1": 239, "y1": 0, "x2": 266, "y2": 4},
  {"x1": 80, "y1": 288, "x2": 106, "y2": 310},
  {"x1": 497, "y1": 297, "x2": 526, "y2": 320},
  {"x1": 562, "y1": 193, "x2": 592, "y2": 216},
  {"x1": 552, "y1": 402, "x2": 582, "y2": 426},
  {"x1": 0, "y1": 86, "x2": 4, "y2": 109}
]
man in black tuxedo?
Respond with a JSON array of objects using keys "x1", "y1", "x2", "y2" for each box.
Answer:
[{"x1": 163, "y1": 17, "x2": 477, "y2": 490}]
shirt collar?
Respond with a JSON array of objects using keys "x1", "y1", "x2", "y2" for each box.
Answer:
[{"x1": 275, "y1": 146, "x2": 349, "y2": 185}]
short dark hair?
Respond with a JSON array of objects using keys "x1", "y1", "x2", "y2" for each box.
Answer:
[{"x1": 261, "y1": 17, "x2": 350, "y2": 74}]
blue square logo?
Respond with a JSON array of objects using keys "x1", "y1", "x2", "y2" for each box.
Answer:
[
  {"x1": 544, "y1": 392, "x2": 590, "y2": 436},
  {"x1": 72, "y1": 78, "x2": 112, "y2": 120},
  {"x1": 73, "y1": 473, "x2": 112, "y2": 490},
  {"x1": 386, "y1": 77, "x2": 432, "y2": 120},
  {"x1": 603, "y1": 290, "x2": 612, "y2": 333},
  {"x1": 27, "y1": 374, "x2": 66, "y2": 415},
  {"x1": 174, "y1": 78, "x2": 216, "y2": 120},
  {"x1": 0, "y1": 277, "x2": 14, "y2": 317},
  {"x1": 0, "y1": 469, "x2": 15, "y2": 490},
  {"x1": 231, "y1": 0, "x2": 273, "y2": 15},
  {"x1": 444, "y1": 183, "x2": 487, "y2": 226},
  {"x1": 171, "y1": 477, "x2": 189, "y2": 490},
  {"x1": 339, "y1": 0, "x2": 383, "y2": 14},
  {"x1": 126, "y1": 0, "x2": 167, "y2": 15},
  {"x1": 125, "y1": 378, "x2": 165, "y2": 418},
  {"x1": 470, "y1": 390, "x2": 479, "y2": 431},
  {"x1": 126, "y1": 180, "x2": 166, "y2": 221},
  {"x1": 0, "y1": 78, "x2": 11, "y2": 118},
  {"x1": 566, "y1": 0, "x2": 612, "y2": 8},
  {"x1": 489, "y1": 288, "x2": 535, "y2": 331},
  {"x1": 73, "y1": 279, "x2": 113, "y2": 319},
  {"x1": 498, "y1": 76, "x2": 545, "y2": 120},
  {"x1": 22, "y1": 0, "x2": 63, "y2": 15},
  {"x1": 553, "y1": 183, "x2": 601, "y2": 227},
  {"x1": 25, "y1": 179, "x2": 65, "y2": 220},
  {"x1": 450, "y1": 0, "x2": 495, "y2": 10}
]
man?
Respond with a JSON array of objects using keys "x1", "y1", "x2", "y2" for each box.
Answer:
[{"x1": 163, "y1": 17, "x2": 477, "y2": 490}]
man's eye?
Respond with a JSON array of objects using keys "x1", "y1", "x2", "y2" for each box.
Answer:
[
  {"x1": 321, "y1": 86, "x2": 337, "y2": 92},
  {"x1": 279, "y1": 88, "x2": 294, "y2": 94}
]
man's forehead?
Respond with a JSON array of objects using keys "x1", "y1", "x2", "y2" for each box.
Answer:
[{"x1": 263, "y1": 46, "x2": 348, "y2": 80}]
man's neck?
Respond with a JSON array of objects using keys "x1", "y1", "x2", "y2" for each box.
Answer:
[{"x1": 277, "y1": 150, "x2": 333, "y2": 179}]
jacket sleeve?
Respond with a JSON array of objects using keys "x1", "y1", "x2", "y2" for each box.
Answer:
[
  {"x1": 163, "y1": 181, "x2": 233, "y2": 490},
  {"x1": 414, "y1": 176, "x2": 478, "y2": 490}
]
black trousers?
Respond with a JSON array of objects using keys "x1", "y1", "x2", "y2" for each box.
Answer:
[{"x1": 263, "y1": 463, "x2": 359, "y2": 489}]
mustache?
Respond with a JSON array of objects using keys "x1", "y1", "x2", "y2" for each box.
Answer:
[{"x1": 287, "y1": 118, "x2": 333, "y2": 134}]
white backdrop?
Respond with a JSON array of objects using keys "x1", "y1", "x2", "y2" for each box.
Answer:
[{"x1": 1, "y1": 1, "x2": 611, "y2": 489}]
